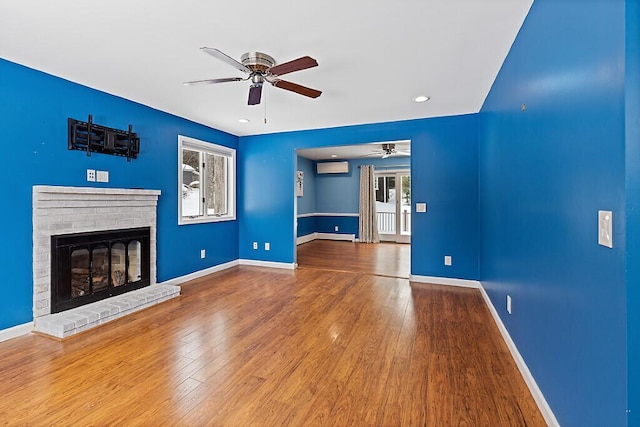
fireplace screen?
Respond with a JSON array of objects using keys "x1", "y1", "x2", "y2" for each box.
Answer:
[{"x1": 51, "y1": 227, "x2": 150, "y2": 313}]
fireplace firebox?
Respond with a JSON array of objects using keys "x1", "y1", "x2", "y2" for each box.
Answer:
[{"x1": 51, "y1": 227, "x2": 151, "y2": 313}]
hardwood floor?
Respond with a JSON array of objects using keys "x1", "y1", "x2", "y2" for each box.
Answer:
[
  {"x1": 0, "y1": 244, "x2": 546, "y2": 426},
  {"x1": 297, "y1": 240, "x2": 411, "y2": 278}
]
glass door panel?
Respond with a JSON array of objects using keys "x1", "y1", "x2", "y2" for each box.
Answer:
[
  {"x1": 91, "y1": 245, "x2": 109, "y2": 292},
  {"x1": 128, "y1": 240, "x2": 142, "y2": 282},
  {"x1": 375, "y1": 171, "x2": 410, "y2": 243},
  {"x1": 111, "y1": 242, "x2": 126, "y2": 286},
  {"x1": 71, "y1": 248, "x2": 90, "y2": 298}
]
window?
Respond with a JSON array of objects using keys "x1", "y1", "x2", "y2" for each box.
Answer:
[{"x1": 178, "y1": 135, "x2": 236, "y2": 224}]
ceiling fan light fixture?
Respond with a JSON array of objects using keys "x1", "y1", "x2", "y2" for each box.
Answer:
[{"x1": 413, "y1": 95, "x2": 430, "y2": 103}]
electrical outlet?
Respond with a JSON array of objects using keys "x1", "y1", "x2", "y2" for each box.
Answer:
[
  {"x1": 334, "y1": 225, "x2": 339, "y2": 232},
  {"x1": 265, "y1": 242, "x2": 270, "y2": 251},
  {"x1": 96, "y1": 170, "x2": 109, "y2": 183},
  {"x1": 253, "y1": 242, "x2": 258, "y2": 250},
  {"x1": 200, "y1": 249, "x2": 206, "y2": 259},
  {"x1": 87, "y1": 169, "x2": 96, "y2": 182},
  {"x1": 444, "y1": 255, "x2": 452, "y2": 266},
  {"x1": 506, "y1": 295, "x2": 512, "y2": 314}
]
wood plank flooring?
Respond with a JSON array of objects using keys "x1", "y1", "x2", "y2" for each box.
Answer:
[
  {"x1": 297, "y1": 240, "x2": 411, "y2": 278},
  {"x1": 0, "y1": 242, "x2": 546, "y2": 426}
]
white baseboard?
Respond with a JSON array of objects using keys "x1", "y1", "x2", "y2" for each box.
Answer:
[
  {"x1": 410, "y1": 275, "x2": 481, "y2": 289},
  {"x1": 158, "y1": 260, "x2": 239, "y2": 286},
  {"x1": 297, "y1": 233, "x2": 317, "y2": 245},
  {"x1": 297, "y1": 232, "x2": 356, "y2": 245},
  {"x1": 0, "y1": 322, "x2": 33, "y2": 342},
  {"x1": 316, "y1": 233, "x2": 355, "y2": 242},
  {"x1": 478, "y1": 285, "x2": 559, "y2": 427},
  {"x1": 239, "y1": 259, "x2": 296, "y2": 270}
]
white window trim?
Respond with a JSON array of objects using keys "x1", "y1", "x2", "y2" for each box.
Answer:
[{"x1": 178, "y1": 135, "x2": 236, "y2": 225}]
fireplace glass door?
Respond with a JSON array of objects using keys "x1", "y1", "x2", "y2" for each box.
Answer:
[{"x1": 51, "y1": 227, "x2": 150, "y2": 313}]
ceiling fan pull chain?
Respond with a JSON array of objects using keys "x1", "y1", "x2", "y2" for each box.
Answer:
[{"x1": 264, "y1": 90, "x2": 268, "y2": 124}]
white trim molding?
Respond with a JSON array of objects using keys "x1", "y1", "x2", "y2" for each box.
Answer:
[
  {"x1": 410, "y1": 275, "x2": 481, "y2": 289},
  {"x1": 297, "y1": 233, "x2": 317, "y2": 245},
  {"x1": 0, "y1": 322, "x2": 33, "y2": 342},
  {"x1": 316, "y1": 233, "x2": 356, "y2": 242},
  {"x1": 478, "y1": 285, "x2": 560, "y2": 427},
  {"x1": 159, "y1": 260, "x2": 239, "y2": 286},
  {"x1": 239, "y1": 259, "x2": 296, "y2": 270},
  {"x1": 297, "y1": 232, "x2": 356, "y2": 245},
  {"x1": 296, "y1": 212, "x2": 359, "y2": 218}
]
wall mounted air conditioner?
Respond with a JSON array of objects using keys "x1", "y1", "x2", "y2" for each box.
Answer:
[{"x1": 316, "y1": 161, "x2": 349, "y2": 174}]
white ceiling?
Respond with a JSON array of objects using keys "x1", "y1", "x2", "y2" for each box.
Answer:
[
  {"x1": 298, "y1": 140, "x2": 411, "y2": 161},
  {"x1": 0, "y1": 0, "x2": 532, "y2": 137}
]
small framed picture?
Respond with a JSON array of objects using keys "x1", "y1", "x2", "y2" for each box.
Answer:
[{"x1": 296, "y1": 171, "x2": 304, "y2": 197}]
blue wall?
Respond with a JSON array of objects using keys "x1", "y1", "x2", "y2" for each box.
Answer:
[
  {"x1": 626, "y1": 0, "x2": 640, "y2": 424},
  {"x1": 479, "y1": 1, "x2": 626, "y2": 425},
  {"x1": 0, "y1": 59, "x2": 239, "y2": 330},
  {"x1": 295, "y1": 156, "x2": 316, "y2": 215},
  {"x1": 239, "y1": 115, "x2": 478, "y2": 279},
  {"x1": 311, "y1": 156, "x2": 410, "y2": 238},
  {"x1": 314, "y1": 156, "x2": 410, "y2": 214}
]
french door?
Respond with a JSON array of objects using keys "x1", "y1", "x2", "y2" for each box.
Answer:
[{"x1": 375, "y1": 171, "x2": 411, "y2": 243}]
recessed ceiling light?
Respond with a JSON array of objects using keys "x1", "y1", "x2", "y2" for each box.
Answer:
[
  {"x1": 330, "y1": 154, "x2": 338, "y2": 158},
  {"x1": 413, "y1": 95, "x2": 430, "y2": 103},
  {"x1": 238, "y1": 118, "x2": 250, "y2": 124}
]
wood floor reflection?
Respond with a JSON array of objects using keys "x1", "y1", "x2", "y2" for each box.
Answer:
[{"x1": 0, "y1": 255, "x2": 545, "y2": 425}]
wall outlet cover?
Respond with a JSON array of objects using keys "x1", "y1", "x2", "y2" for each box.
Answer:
[
  {"x1": 444, "y1": 255, "x2": 452, "y2": 266},
  {"x1": 265, "y1": 242, "x2": 270, "y2": 251},
  {"x1": 86, "y1": 169, "x2": 96, "y2": 182},
  {"x1": 96, "y1": 170, "x2": 109, "y2": 183},
  {"x1": 200, "y1": 249, "x2": 206, "y2": 259},
  {"x1": 253, "y1": 242, "x2": 258, "y2": 250}
]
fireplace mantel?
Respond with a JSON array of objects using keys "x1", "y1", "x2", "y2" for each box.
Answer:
[{"x1": 32, "y1": 186, "x2": 178, "y2": 338}]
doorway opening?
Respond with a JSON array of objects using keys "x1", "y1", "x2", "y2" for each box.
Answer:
[{"x1": 295, "y1": 140, "x2": 411, "y2": 275}]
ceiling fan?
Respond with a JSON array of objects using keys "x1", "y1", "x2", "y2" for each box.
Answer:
[
  {"x1": 367, "y1": 143, "x2": 411, "y2": 159},
  {"x1": 184, "y1": 47, "x2": 322, "y2": 106}
]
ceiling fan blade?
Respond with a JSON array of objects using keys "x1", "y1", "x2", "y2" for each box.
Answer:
[
  {"x1": 200, "y1": 47, "x2": 251, "y2": 74},
  {"x1": 268, "y1": 56, "x2": 318, "y2": 76},
  {"x1": 248, "y1": 84, "x2": 263, "y2": 105},
  {"x1": 183, "y1": 77, "x2": 244, "y2": 86},
  {"x1": 272, "y1": 80, "x2": 322, "y2": 98}
]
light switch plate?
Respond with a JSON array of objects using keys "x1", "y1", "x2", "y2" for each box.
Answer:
[
  {"x1": 444, "y1": 255, "x2": 452, "y2": 266},
  {"x1": 598, "y1": 210, "x2": 613, "y2": 248},
  {"x1": 96, "y1": 170, "x2": 109, "y2": 183},
  {"x1": 416, "y1": 203, "x2": 427, "y2": 213}
]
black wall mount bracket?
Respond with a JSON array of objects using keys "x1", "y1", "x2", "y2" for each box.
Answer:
[{"x1": 68, "y1": 115, "x2": 140, "y2": 161}]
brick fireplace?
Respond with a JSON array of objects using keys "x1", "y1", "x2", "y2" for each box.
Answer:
[{"x1": 32, "y1": 186, "x2": 179, "y2": 338}]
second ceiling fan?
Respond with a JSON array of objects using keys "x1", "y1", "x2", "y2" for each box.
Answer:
[{"x1": 184, "y1": 47, "x2": 322, "y2": 106}]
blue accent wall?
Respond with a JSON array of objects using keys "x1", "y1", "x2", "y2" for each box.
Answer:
[
  {"x1": 315, "y1": 216, "x2": 359, "y2": 237},
  {"x1": 479, "y1": 1, "x2": 626, "y2": 425},
  {"x1": 626, "y1": 0, "x2": 640, "y2": 424},
  {"x1": 239, "y1": 115, "x2": 478, "y2": 280},
  {"x1": 295, "y1": 155, "x2": 315, "y2": 215},
  {"x1": 0, "y1": 59, "x2": 239, "y2": 330},
  {"x1": 314, "y1": 157, "x2": 410, "y2": 214}
]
